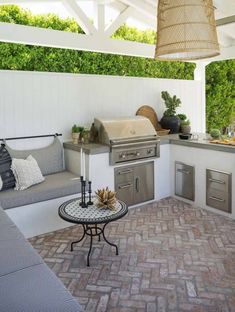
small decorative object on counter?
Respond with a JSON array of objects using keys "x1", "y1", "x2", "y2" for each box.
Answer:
[
  {"x1": 177, "y1": 114, "x2": 191, "y2": 134},
  {"x1": 95, "y1": 187, "x2": 117, "y2": 210},
  {"x1": 179, "y1": 133, "x2": 192, "y2": 140},
  {"x1": 160, "y1": 91, "x2": 181, "y2": 134},
  {"x1": 71, "y1": 124, "x2": 80, "y2": 144},
  {"x1": 81, "y1": 129, "x2": 90, "y2": 144},
  {"x1": 181, "y1": 119, "x2": 191, "y2": 134}
]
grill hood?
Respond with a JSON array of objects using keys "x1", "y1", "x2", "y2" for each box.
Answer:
[{"x1": 94, "y1": 116, "x2": 158, "y2": 145}]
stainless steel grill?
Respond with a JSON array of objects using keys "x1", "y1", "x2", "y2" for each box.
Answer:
[{"x1": 94, "y1": 117, "x2": 160, "y2": 165}]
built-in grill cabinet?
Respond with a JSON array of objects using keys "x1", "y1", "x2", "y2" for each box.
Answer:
[
  {"x1": 115, "y1": 161, "x2": 154, "y2": 206},
  {"x1": 206, "y1": 169, "x2": 232, "y2": 213},
  {"x1": 175, "y1": 162, "x2": 195, "y2": 201}
]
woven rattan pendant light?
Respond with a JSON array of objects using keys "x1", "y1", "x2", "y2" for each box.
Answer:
[{"x1": 155, "y1": 0, "x2": 220, "y2": 60}]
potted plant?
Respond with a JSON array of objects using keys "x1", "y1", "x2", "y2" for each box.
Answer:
[
  {"x1": 181, "y1": 119, "x2": 191, "y2": 134},
  {"x1": 210, "y1": 129, "x2": 221, "y2": 139},
  {"x1": 160, "y1": 91, "x2": 181, "y2": 133},
  {"x1": 72, "y1": 124, "x2": 80, "y2": 144},
  {"x1": 80, "y1": 128, "x2": 90, "y2": 144}
]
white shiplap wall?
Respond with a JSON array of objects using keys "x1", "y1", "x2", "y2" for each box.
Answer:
[{"x1": 0, "y1": 70, "x2": 203, "y2": 148}]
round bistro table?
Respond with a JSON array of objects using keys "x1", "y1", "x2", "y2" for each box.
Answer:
[{"x1": 58, "y1": 197, "x2": 128, "y2": 266}]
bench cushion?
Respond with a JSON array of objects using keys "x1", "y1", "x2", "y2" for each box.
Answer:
[
  {"x1": 0, "y1": 206, "x2": 83, "y2": 312},
  {"x1": 0, "y1": 264, "x2": 82, "y2": 312},
  {"x1": 0, "y1": 208, "x2": 42, "y2": 277},
  {"x1": 6, "y1": 137, "x2": 64, "y2": 176},
  {"x1": 0, "y1": 171, "x2": 81, "y2": 210}
]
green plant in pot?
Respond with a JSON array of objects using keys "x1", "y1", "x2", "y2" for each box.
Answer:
[
  {"x1": 180, "y1": 119, "x2": 191, "y2": 134},
  {"x1": 80, "y1": 128, "x2": 90, "y2": 144},
  {"x1": 160, "y1": 91, "x2": 181, "y2": 133},
  {"x1": 71, "y1": 124, "x2": 80, "y2": 144}
]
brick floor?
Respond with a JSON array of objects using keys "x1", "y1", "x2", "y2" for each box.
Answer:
[{"x1": 29, "y1": 197, "x2": 235, "y2": 312}]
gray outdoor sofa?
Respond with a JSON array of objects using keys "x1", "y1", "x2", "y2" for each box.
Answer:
[
  {"x1": 0, "y1": 205, "x2": 83, "y2": 311},
  {"x1": 0, "y1": 136, "x2": 82, "y2": 210}
]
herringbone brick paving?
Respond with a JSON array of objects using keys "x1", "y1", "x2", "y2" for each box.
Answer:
[{"x1": 29, "y1": 197, "x2": 235, "y2": 312}]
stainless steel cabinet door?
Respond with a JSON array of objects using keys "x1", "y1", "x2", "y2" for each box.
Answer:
[
  {"x1": 175, "y1": 162, "x2": 195, "y2": 201},
  {"x1": 133, "y1": 162, "x2": 154, "y2": 205},
  {"x1": 115, "y1": 161, "x2": 154, "y2": 206}
]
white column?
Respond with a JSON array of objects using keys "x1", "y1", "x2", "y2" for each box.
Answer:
[{"x1": 194, "y1": 62, "x2": 209, "y2": 133}]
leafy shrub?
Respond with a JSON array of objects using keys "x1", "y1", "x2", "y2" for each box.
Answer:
[
  {"x1": 0, "y1": 5, "x2": 234, "y2": 131},
  {"x1": 206, "y1": 60, "x2": 235, "y2": 132},
  {"x1": 0, "y1": 5, "x2": 195, "y2": 80}
]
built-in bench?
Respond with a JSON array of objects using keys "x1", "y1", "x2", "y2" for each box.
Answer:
[
  {"x1": 0, "y1": 205, "x2": 83, "y2": 311},
  {"x1": 0, "y1": 136, "x2": 82, "y2": 237},
  {"x1": 0, "y1": 171, "x2": 81, "y2": 210}
]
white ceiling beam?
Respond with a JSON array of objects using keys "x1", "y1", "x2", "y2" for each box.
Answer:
[
  {"x1": 216, "y1": 15, "x2": 235, "y2": 26},
  {"x1": 93, "y1": 2, "x2": 105, "y2": 33},
  {"x1": 62, "y1": 0, "x2": 97, "y2": 35},
  {"x1": 108, "y1": 1, "x2": 127, "y2": 13},
  {"x1": 118, "y1": 0, "x2": 156, "y2": 19},
  {"x1": 105, "y1": 6, "x2": 135, "y2": 37},
  {"x1": 0, "y1": 22, "x2": 156, "y2": 58}
]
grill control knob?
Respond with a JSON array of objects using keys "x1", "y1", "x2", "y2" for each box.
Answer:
[
  {"x1": 136, "y1": 152, "x2": 140, "y2": 156},
  {"x1": 147, "y1": 149, "x2": 153, "y2": 155},
  {"x1": 119, "y1": 153, "x2": 126, "y2": 159}
]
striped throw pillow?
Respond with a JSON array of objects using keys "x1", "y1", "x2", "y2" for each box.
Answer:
[{"x1": 0, "y1": 144, "x2": 16, "y2": 191}]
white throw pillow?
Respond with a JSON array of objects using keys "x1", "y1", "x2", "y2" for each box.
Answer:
[{"x1": 11, "y1": 155, "x2": 45, "y2": 190}]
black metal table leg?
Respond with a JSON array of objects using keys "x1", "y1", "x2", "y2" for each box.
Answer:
[
  {"x1": 102, "y1": 223, "x2": 118, "y2": 255},
  {"x1": 71, "y1": 224, "x2": 86, "y2": 252},
  {"x1": 87, "y1": 226, "x2": 93, "y2": 266},
  {"x1": 95, "y1": 224, "x2": 101, "y2": 241}
]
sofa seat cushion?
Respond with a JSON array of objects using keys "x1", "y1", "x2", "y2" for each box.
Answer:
[
  {"x1": 0, "y1": 263, "x2": 83, "y2": 312},
  {"x1": 0, "y1": 171, "x2": 81, "y2": 210}
]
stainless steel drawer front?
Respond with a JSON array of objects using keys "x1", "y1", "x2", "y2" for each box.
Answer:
[
  {"x1": 206, "y1": 169, "x2": 231, "y2": 213},
  {"x1": 175, "y1": 162, "x2": 195, "y2": 201}
]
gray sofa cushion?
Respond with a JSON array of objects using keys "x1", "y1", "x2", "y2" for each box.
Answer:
[
  {"x1": 0, "y1": 171, "x2": 81, "y2": 210},
  {"x1": 6, "y1": 137, "x2": 64, "y2": 176},
  {"x1": 0, "y1": 211, "x2": 42, "y2": 277},
  {"x1": 0, "y1": 264, "x2": 82, "y2": 312},
  {"x1": 0, "y1": 206, "x2": 83, "y2": 311}
]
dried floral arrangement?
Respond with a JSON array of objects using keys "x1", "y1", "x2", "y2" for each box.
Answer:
[{"x1": 95, "y1": 187, "x2": 117, "y2": 210}]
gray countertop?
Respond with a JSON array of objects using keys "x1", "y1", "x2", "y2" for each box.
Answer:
[
  {"x1": 64, "y1": 134, "x2": 235, "y2": 155},
  {"x1": 63, "y1": 141, "x2": 109, "y2": 155},
  {"x1": 161, "y1": 134, "x2": 235, "y2": 153}
]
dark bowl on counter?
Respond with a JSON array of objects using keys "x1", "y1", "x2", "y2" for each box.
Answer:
[{"x1": 179, "y1": 133, "x2": 192, "y2": 140}]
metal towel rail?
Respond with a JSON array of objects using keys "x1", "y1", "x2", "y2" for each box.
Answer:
[{"x1": 0, "y1": 133, "x2": 62, "y2": 142}]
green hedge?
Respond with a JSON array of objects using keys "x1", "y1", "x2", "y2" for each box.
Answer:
[
  {"x1": 206, "y1": 60, "x2": 235, "y2": 132},
  {"x1": 0, "y1": 5, "x2": 234, "y2": 131},
  {"x1": 0, "y1": 5, "x2": 194, "y2": 79}
]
